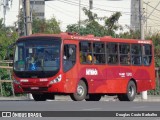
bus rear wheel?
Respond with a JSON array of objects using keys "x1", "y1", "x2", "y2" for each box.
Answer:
[
  {"x1": 118, "y1": 81, "x2": 136, "y2": 101},
  {"x1": 32, "y1": 93, "x2": 47, "y2": 101},
  {"x1": 70, "y1": 80, "x2": 87, "y2": 101},
  {"x1": 85, "y1": 94, "x2": 101, "y2": 101}
]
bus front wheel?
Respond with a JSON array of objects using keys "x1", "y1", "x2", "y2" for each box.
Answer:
[
  {"x1": 118, "y1": 81, "x2": 136, "y2": 101},
  {"x1": 32, "y1": 93, "x2": 47, "y2": 101},
  {"x1": 70, "y1": 80, "x2": 87, "y2": 101}
]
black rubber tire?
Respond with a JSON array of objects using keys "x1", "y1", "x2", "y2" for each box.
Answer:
[
  {"x1": 85, "y1": 94, "x2": 101, "y2": 101},
  {"x1": 70, "y1": 80, "x2": 87, "y2": 101},
  {"x1": 117, "y1": 94, "x2": 126, "y2": 101},
  {"x1": 32, "y1": 94, "x2": 47, "y2": 101},
  {"x1": 45, "y1": 93, "x2": 55, "y2": 100},
  {"x1": 117, "y1": 81, "x2": 136, "y2": 101}
]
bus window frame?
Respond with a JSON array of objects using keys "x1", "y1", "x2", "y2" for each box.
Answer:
[
  {"x1": 142, "y1": 44, "x2": 152, "y2": 66},
  {"x1": 119, "y1": 43, "x2": 131, "y2": 66},
  {"x1": 107, "y1": 42, "x2": 119, "y2": 65},
  {"x1": 131, "y1": 44, "x2": 142, "y2": 66},
  {"x1": 63, "y1": 44, "x2": 77, "y2": 73},
  {"x1": 79, "y1": 41, "x2": 93, "y2": 65},
  {"x1": 93, "y1": 41, "x2": 106, "y2": 65}
]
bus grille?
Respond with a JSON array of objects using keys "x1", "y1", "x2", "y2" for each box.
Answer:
[{"x1": 23, "y1": 87, "x2": 48, "y2": 92}]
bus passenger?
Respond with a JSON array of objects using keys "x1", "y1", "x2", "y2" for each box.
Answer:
[
  {"x1": 87, "y1": 53, "x2": 92, "y2": 63},
  {"x1": 80, "y1": 51, "x2": 83, "y2": 63},
  {"x1": 93, "y1": 55, "x2": 98, "y2": 64}
]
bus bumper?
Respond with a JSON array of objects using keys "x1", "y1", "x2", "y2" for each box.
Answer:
[{"x1": 13, "y1": 83, "x2": 65, "y2": 94}]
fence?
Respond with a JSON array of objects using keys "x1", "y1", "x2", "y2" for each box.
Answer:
[{"x1": 0, "y1": 60, "x2": 15, "y2": 96}]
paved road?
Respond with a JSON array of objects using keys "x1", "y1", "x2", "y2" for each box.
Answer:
[
  {"x1": 0, "y1": 96, "x2": 160, "y2": 120},
  {"x1": 0, "y1": 100, "x2": 160, "y2": 111},
  {"x1": 0, "y1": 101, "x2": 160, "y2": 119}
]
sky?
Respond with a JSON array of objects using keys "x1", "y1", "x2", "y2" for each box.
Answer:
[{"x1": 0, "y1": 0, "x2": 131, "y2": 32}]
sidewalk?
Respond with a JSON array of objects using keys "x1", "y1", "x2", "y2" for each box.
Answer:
[{"x1": 0, "y1": 95, "x2": 160, "y2": 102}]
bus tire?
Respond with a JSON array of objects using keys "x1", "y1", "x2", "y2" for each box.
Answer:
[
  {"x1": 32, "y1": 94, "x2": 47, "y2": 101},
  {"x1": 85, "y1": 94, "x2": 101, "y2": 101},
  {"x1": 45, "y1": 93, "x2": 55, "y2": 100},
  {"x1": 70, "y1": 80, "x2": 87, "y2": 101},
  {"x1": 126, "y1": 81, "x2": 136, "y2": 101},
  {"x1": 118, "y1": 81, "x2": 136, "y2": 101},
  {"x1": 117, "y1": 94, "x2": 126, "y2": 101}
]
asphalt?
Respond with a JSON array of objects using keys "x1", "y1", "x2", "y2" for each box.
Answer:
[{"x1": 0, "y1": 95, "x2": 160, "y2": 102}]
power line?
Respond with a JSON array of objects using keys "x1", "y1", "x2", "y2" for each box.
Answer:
[
  {"x1": 148, "y1": 18, "x2": 160, "y2": 23},
  {"x1": 144, "y1": 1, "x2": 160, "y2": 12},
  {"x1": 146, "y1": 13, "x2": 160, "y2": 21},
  {"x1": 45, "y1": 4, "x2": 77, "y2": 20},
  {"x1": 82, "y1": 0, "x2": 131, "y2": 10},
  {"x1": 58, "y1": 0, "x2": 132, "y2": 15}
]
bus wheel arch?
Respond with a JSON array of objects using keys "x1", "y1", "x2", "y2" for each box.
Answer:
[
  {"x1": 118, "y1": 79, "x2": 137, "y2": 101},
  {"x1": 70, "y1": 78, "x2": 88, "y2": 101}
]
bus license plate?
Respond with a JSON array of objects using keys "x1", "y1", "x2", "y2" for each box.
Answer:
[{"x1": 30, "y1": 87, "x2": 39, "y2": 90}]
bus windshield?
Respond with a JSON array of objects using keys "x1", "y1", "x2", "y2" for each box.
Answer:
[{"x1": 14, "y1": 37, "x2": 61, "y2": 74}]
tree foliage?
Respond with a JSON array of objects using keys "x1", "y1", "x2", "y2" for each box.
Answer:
[
  {"x1": 18, "y1": 10, "x2": 61, "y2": 35},
  {"x1": 0, "y1": 18, "x2": 17, "y2": 59},
  {"x1": 32, "y1": 17, "x2": 61, "y2": 34},
  {"x1": 66, "y1": 7, "x2": 122, "y2": 37},
  {"x1": 0, "y1": 18, "x2": 18, "y2": 96}
]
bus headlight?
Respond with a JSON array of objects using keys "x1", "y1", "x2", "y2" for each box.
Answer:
[
  {"x1": 13, "y1": 80, "x2": 20, "y2": 84},
  {"x1": 49, "y1": 74, "x2": 62, "y2": 85}
]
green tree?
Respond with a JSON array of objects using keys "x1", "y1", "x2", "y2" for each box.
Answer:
[
  {"x1": 66, "y1": 7, "x2": 122, "y2": 37},
  {"x1": 18, "y1": 10, "x2": 61, "y2": 35},
  {"x1": 146, "y1": 34, "x2": 160, "y2": 67},
  {"x1": 104, "y1": 12, "x2": 122, "y2": 36},
  {"x1": 32, "y1": 17, "x2": 61, "y2": 34},
  {"x1": 0, "y1": 18, "x2": 18, "y2": 96},
  {"x1": 0, "y1": 19, "x2": 18, "y2": 59}
]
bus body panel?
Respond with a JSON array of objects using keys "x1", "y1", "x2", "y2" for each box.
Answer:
[{"x1": 13, "y1": 33, "x2": 155, "y2": 96}]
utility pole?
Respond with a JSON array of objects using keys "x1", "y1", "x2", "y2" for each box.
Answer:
[
  {"x1": 25, "y1": 0, "x2": 32, "y2": 36},
  {"x1": 79, "y1": 0, "x2": 81, "y2": 33},
  {"x1": 139, "y1": 0, "x2": 147, "y2": 100},
  {"x1": 23, "y1": 0, "x2": 32, "y2": 36},
  {"x1": 89, "y1": 0, "x2": 93, "y2": 10},
  {"x1": 145, "y1": 2, "x2": 150, "y2": 35},
  {"x1": 22, "y1": 0, "x2": 27, "y2": 36},
  {"x1": 18, "y1": 0, "x2": 21, "y2": 36},
  {"x1": 23, "y1": 0, "x2": 33, "y2": 99}
]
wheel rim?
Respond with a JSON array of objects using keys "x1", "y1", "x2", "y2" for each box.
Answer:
[
  {"x1": 77, "y1": 85, "x2": 84, "y2": 96},
  {"x1": 128, "y1": 85, "x2": 134, "y2": 97}
]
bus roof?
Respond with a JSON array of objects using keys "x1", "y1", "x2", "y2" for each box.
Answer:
[{"x1": 18, "y1": 32, "x2": 152, "y2": 44}]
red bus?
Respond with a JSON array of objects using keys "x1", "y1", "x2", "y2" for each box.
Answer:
[{"x1": 13, "y1": 33, "x2": 155, "y2": 101}]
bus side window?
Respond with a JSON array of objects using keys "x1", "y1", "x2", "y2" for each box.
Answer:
[
  {"x1": 131, "y1": 44, "x2": 142, "y2": 65},
  {"x1": 107, "y1": 43, "x2": 118, "y2": 64},
  {"x1": 63, "y1": 44, "x2": 76, "y2": 72},
  {"x1": 143, "y1": 44, "x2": 152, "y2": 66},
  {"x1": 119, "y1": 43, "x2": 130, "y2": 65},
  {"x1": 79, "y1": 41, "x2": 92, "y2": 64},
  {"x1": 93, "y1": 42, "x2": 105, "y2": 64}
]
